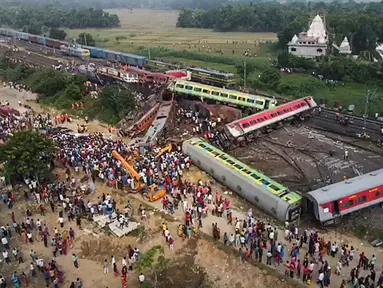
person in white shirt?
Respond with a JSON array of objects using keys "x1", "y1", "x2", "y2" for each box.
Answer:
[
  {"x1": 27, "y1": 232, "x2": 33, "y2": 243},
  {"x1": 1, "y1": 237, "x2": 8, "y2": 250},
  {"x1": 122, "y1": 257, "x2": 127, "y2": 267},
  {"x1": 2, "y1": 250, "x2": 9, "y2": 263},
  {"x1": 139, "y1": 273, "x2": 145, "y2": 283},
  {"x1": 58, "y1": 217, "x2": 64, "y2": 228}
]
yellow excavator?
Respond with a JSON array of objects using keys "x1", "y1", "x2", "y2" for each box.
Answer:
[
  {"x1": 112, "y1": 150, "x2": 166, "y2": 201},
  {"x1": 156, "y1": 143, "x2": 173, "y2": 159}
]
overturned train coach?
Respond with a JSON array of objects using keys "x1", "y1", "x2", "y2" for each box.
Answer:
[
  {"x1": 182, "y1": 138, "x2": 302, "y2": 223},
  {"x1": 307, "y1": 169, "x2": 383, "y2": 225}
]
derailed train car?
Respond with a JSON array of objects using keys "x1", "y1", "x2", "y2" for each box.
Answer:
[
  {"x1": 307, "y1": 169, "x2": 383, "y2": 225},
  {"x1": 182, "y1": 138, "x2": 302, "y2": 223}
]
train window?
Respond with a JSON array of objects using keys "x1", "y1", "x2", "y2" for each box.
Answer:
[
  {"x1": 277, "y1": 111, "x2": 284, "y2": 115},
  {"x1": 256, "y1": 101, "x2": 264, "y2": 105},
  {"x1": 271, "y1": 113, "x2": 277, "y2": 118},
  {"x1": 198, "y1": 144, "x2": 206, "y2": 148},
  {"x1": 355, "y1": 196, "x2": 367, "y2": 204},
  {"x1": 251, "y1": 174, "x2": 261, "y2": 180},
  {"x1": 206, "y1": 147, "x2": 213, "y2": 152},
  {"x1": 258, "y1": 118, "x2": 264, "y2": 122},
  {"x1": 238, "y1": 97, "x2": 246, "y2": 102},
  {"x1": 219, "y1": 155, "x2": 228, "y2": 160},
  {"x1": 261, "y1": 179, "x2": 270, "y2": 186},
  {"x1": 342, "y1": 200, "x2": 354, "y2": 208},
  {"x1": 269, "y1": 185, "x2": 280, "y2": 191},
  {"x1": 185, "y1": 85, "x2": 193, "y2": 90},
  {"x1": 221, "y1": 93, "x2": 228, "y2": 98},
  {"x1": 194, "y1": 88, "x2": 202, "y2": 92},
  {"x1": 247, "y1": 99, "x2": 255, "y2": 103},
  {"x1": 234, "y1": 164, "x2": 243, "y2": 170},
  {"x1": 301, "y1": 102, "x2": 307, "y2": 106},
  {"x1": 229, "y1": 95, "x2": 237, "y2": 100},
  {"x1": 283, "y1": 109, "x2": 291, "y2": 113},
  {"x1": 226, "y1": 159, "x2": 235, "y2": 165},
  {"x1": 294, "y1": 104, "x2": 301, "y2": 109},
  {"x1": 211, "y1": 91, "x2": 220, "y2": 96},
  {"x1": 176, "y1": 84, "x2": 184, "y2": 89},
  {"x1": 375, "y1": 191, "x2": 381, "y2": 198},
  {"x1": 202, "y1": 89, "x2": 210, "y2": 93},
  {"x1": 212, "y1": 152, "x2": 220, "y2": 157},
  {"x1": 242, "y1": 169, "x2": 252, "y2": 174},
  {"x1": 250, "y1": 120, "x2": 257, "y2": 125},
  {"x1": 242, "y1": 122, "x2": 250, "y2": 128}
]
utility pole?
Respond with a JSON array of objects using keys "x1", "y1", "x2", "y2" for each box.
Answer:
[
  {"x1": 148, "y1": 47, "x2": 151, "y2": 59},
  {"x1": 243, "y1": 59, "x2": 247, "y2": 88},
  {"x1": 363, "y1": 88, "x2": 377, "y2": 129},
  {"x1": 84, "y1": 34, "x2": 88, "y2": 46}
]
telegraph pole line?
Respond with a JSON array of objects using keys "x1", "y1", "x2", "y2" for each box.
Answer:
[
  {"x1": 243, "y1": 59, "x2": 247, "y2": 88},
  {"x1": 363, "y1": 88, "x2": 377, "y2": 129}
]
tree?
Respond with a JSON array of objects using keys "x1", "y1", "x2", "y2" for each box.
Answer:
[
  {"x1": 259, "y1": 68, "x2": 281, "y2": 86},
  {"x1": 135, "y1": 246, "x2": 170, "y2": 288},
  {"x1": 64, "y1": 83, "x2": 82, "y2": 100},
  {"x1": 77, "y1": 33, "x2": 95, "y2": 46},
  {"x1": 98, "y1": 85, "x2": 135, "y2": 124},
  {"x1": 50, "y1": 28, "x2": 67, "y2": 40},
  {"x1": 0, "y1": 130, "x2": 56, "y2": 183}
]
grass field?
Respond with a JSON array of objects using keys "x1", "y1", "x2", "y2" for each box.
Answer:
[
  {"x1": 65, "y1": 9, "x2": 382, "y2": 115},
  {"x1": 65, "y1": 9, "x2": 277, "y2": 58}
]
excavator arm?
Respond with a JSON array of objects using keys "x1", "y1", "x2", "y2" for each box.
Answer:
[
  {"x1": 112, "y1": 150, "x2": 143, "y2": 190},
  {"x1": 156, "y1": 144, "x2": 172, "y2": 159}
]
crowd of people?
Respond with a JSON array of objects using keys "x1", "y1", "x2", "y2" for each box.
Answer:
[{"x1": 0, "y1": 89, "x2": 382, "y2": 288}]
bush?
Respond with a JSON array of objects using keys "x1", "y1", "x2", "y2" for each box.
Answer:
[{"x1": 276, "y1": 76, "x2": 325, "y2": 97}]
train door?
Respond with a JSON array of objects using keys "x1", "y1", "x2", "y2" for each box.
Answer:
[
  {"x1": 264, "y1": 100, "x2": 270, "y2": 110},
  {"x1": 332, "y1": 200, "x2": 340, "y2": 216}
]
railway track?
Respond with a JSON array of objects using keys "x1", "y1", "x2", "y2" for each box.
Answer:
[
  {"x1": 12, "y1": 39, "x2": 107, "y2": 65},
  {"x1": 307, "y1": 115, "x2": 382, "y2": 142}
]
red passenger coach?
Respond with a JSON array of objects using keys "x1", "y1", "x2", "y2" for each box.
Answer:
[
  {"x1": 307, "y1": 169, "x2": 383, "y2": 225},
  {"x1": 225, "y1": 96, "x2": 317, "y2": 138}
]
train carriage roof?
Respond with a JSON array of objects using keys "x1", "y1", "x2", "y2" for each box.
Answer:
[
  {"x1": 185, "y1": 138, "x2": 302, "y2": 205},
  {"x1": 307, "y1": 168, "x2": 383, "y2": 204},
  {"x1": 173, "y1": 80, "x2": 275, "y2": 100}
]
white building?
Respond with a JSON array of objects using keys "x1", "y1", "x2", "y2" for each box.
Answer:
[
  {"x1": 288, "y1": 15, "x2": 328, "y2": 58},
  {"x1": 339, "y1": 37, "x2": 351, "y2": 55}
]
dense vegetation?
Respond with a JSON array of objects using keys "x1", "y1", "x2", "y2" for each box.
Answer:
[
  {"x1": 177, "y1": 2, "x2": 383, "y2": 55},
  {"x1": 0, "y1": 0, "x2": 230, "y2": 10},
  {"x1": 0, "y1": 5, "x2": 120, "y2": 34},
  {"x1": 276, "y1": 52, "x2": 383, "y2": 85},
  {"x1": 0, "y1": 58, "x2": 135, "y2": 125}
]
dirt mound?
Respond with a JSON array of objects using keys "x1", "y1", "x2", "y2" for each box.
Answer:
[
  {"x1": 194, "y1": 239, "x2": 295, "y2": 288},
  {"x1": 79, "y1": 236, "x2": 136, "y2": 262}
]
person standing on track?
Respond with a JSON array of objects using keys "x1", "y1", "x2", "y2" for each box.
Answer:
[{"x1": 344, "y1": 149, "x2": 349, "y2": 161}]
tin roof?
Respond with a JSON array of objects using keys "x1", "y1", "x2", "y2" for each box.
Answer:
[{"x1": 307, "y1": 169, "x2": 383, "y2": 204}]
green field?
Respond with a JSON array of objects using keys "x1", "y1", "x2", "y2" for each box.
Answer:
[
  {"x1": 65, "y1": 9, "x2": 382, "y2": 116},
  {"x1": 65, "y1": 9, "x2": 277, "y2": 58}
]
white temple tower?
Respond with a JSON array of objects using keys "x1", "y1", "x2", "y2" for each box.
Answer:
[{"x1": 288, "y1": 15, "x2": 328, "y2": 58}]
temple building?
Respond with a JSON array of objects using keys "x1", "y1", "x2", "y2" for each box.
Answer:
[
  {"x1": 288, "y1": 15, "x2": 328, "y2": 58},
  {"x1": 338, "y1": 37, "x2": 352, "y2": 55}
]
